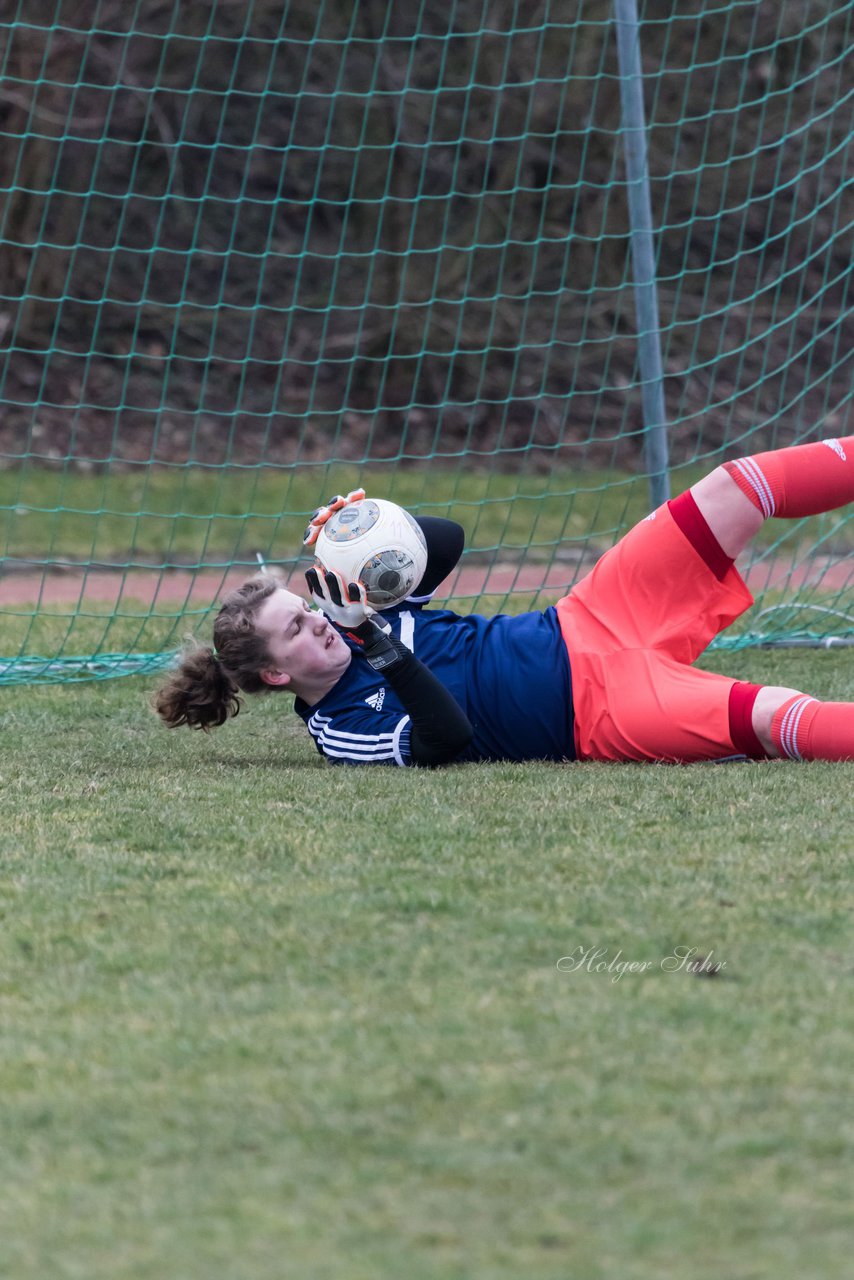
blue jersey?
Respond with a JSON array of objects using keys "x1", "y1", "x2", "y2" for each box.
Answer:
[{"x1": 294, "y1": 605, "x2": 575, "y2": 767}]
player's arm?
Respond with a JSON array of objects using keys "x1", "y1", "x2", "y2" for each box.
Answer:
[
  {"x1": 409, "y1": 516, "x2": 465, "y2": 602},
  {"x1": 306, "y1": 568, "x2": 473, "y2": 766}
]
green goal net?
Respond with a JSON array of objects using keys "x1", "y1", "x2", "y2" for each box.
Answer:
[{"x1": 1, "y1": 0, "x2": 852, "y2": 684}]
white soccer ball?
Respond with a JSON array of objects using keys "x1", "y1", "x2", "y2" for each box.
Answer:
[{"x1": 314, "y1": 498, "x2": 428, "y2": 609}]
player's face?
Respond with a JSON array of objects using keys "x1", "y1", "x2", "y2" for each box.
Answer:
[{"x1": 255, "y1": 588, "x2": 351, "y2": 686}]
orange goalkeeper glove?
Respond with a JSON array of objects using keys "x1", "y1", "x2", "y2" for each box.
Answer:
[{"x1": 302, "y1": 488, "x2": 366, "y2": 547}]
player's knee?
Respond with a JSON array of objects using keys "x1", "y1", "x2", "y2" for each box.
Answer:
[
  {"x1": 752, "y1": 685, "x2": 803, "y2": 757},
  {"x1": 690, "y1": 464, "x2": 764, "y2": 559},
  {"x1": 692, "y1": 463, "x2": 747, "y2": 512}
]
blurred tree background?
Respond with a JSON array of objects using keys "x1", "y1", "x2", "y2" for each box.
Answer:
[{"x1": 1, "y1": 0, "x2": 851, "y2": 471}]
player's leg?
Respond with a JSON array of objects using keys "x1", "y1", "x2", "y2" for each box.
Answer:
[
  {"x1": 570, "y1": 649, "x2": 765, "y2": 763},
  {"x1": 573, "y1": 653, "x2": 854, "y2": 764},
  {"x1": 689, "y1": 465, "x2": 763, "y2": 558},
  {"x1": 691, "y1": 435, "x2": 854, "y2": 559},
  {"x1": 752, "y1": 685, "x2": 854, "y2": 761},
  {"x1": 560, "y1": 434, "x2": 854, "y2": 678}
]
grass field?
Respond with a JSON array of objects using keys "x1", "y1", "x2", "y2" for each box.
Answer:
[{"x1": 2, "y1": 646, "x2": 853, "y2": 1279}]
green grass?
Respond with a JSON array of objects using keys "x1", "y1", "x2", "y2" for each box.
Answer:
[{"x1": 1, "y1": 648, "x2": 853, "y2": 1279}]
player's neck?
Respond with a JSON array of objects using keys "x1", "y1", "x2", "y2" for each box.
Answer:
[{"x1": 291, "y1": 655, "x2": 352, "y2": 707}]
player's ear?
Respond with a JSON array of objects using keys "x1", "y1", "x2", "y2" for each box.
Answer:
[{"x1": 260, "y1": 668, "x2": 292, "y2": 688}]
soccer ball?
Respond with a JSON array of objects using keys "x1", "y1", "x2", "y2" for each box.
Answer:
[{"x1": 314, "y1": 498, "x2": 428, "y2": 609}]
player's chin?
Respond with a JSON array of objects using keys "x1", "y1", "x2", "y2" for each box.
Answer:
[{"x1": 322, "y1": 631, "x2": 347, "y2": 662}]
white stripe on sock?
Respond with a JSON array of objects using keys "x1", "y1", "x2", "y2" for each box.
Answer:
[
  {"x1": 787, "y1": 697, "x2": 817, "y2": 761},
  {"x1": 735, "y1": 456, "x2": 775, "y2": 518},
  {"x1": 779, "y1": 695, "x2": 814, "y2": 760}
]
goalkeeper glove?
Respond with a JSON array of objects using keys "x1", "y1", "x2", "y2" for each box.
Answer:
[
  {"x1": 305, "y1": 565, "x2": 375, "y2": 629},
  {"x1": 302, "y1": 488, "x2": 366, "y2": 547},
  {"x1": 305, "y1": 566, "x2": 408, "y2": 671}
]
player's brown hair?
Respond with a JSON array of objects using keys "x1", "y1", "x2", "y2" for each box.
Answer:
[{"x1": 153, "y1": 574, "x2": 281, "y2": 731}]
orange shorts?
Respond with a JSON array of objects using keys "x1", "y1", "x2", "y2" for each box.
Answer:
[{"x1": 556, "y1": 493, "x2": 766, "y2": 763}]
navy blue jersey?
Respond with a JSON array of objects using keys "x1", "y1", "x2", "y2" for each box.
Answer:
[{"x1": 294, "y1": 605, "x2": 575, "y2": 766}]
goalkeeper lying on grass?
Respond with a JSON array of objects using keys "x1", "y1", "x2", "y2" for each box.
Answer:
[{"x1": 156, "y1": 439, "x2": 854, "y2": 767}]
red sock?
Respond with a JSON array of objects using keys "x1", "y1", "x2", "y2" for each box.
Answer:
[
  {"x1": 770, "y1": 694, "x2": 854, "y2": 761},
  {"x1": 723, "y1": 437, "x2": 854, "y2": 518}
]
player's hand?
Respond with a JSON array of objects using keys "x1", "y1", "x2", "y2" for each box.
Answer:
[
  {"x1": 305, "y1": 565, "x2": 374, "y2": 628},
  {"x1": 302, "y1": 488, "x2": 366, "y2": 547}
]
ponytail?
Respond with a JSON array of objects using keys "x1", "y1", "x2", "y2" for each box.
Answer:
[{"x1": 153, "y1": 643, "x2": 242, "y2": 731}]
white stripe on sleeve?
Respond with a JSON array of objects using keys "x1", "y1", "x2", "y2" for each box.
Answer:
[
  {"x1": 399, "y1": 610, "x2": 415, "y2": 652},
  {"x1": 307, "y1": 711, "x2": 411, "y2": 765}
]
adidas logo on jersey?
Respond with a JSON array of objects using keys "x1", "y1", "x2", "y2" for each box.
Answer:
[
  {"x1": 822, "y1": 437, "x2": 847, "y2": 462},
  {"x1": 365, "y1": 689, "x2": 385, "y2": 711}
]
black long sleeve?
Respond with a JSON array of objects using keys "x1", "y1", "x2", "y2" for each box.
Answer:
[
  {"x1": 348, "y1": 620, "x2": 473, "y2": 766},
  {"x1": 411, "y1": 517, "x2": 465, "y2": 599}
]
